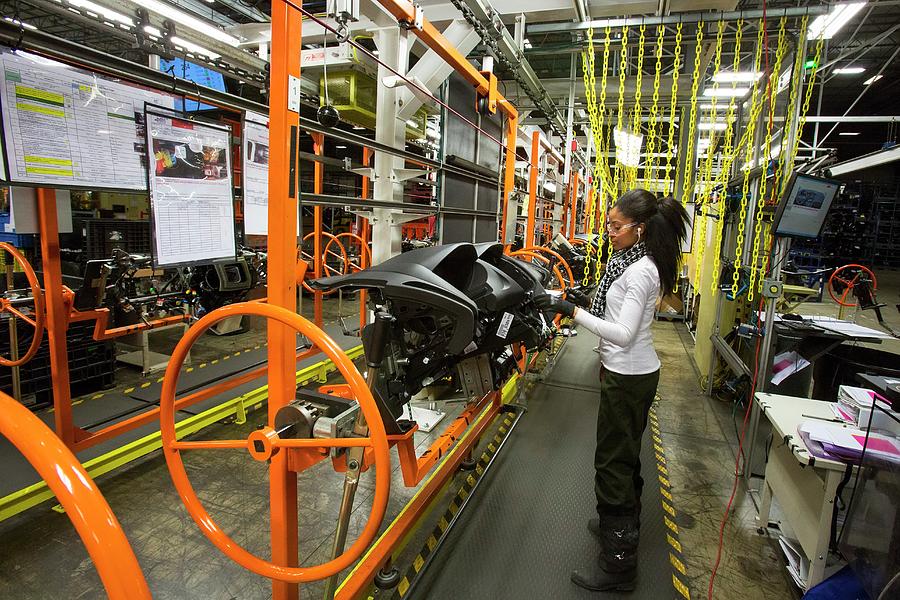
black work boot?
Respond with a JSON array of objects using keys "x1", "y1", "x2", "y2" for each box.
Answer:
[
  {"x1": 572, "y1": 515, "x2": 639, "y2": 592},
  {"x1": 587, "y1": 502, "x2": 641, "y2": 538}
]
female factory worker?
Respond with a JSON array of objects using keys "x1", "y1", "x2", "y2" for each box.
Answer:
[{"x1": 536, "y1": 189, "x2": 689, "y2": 592}]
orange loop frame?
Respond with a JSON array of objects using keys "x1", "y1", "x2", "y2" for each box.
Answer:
[
  {"x1": 299, "y1": 231, "x2": 350, "y2": 294},
  {"x1": 159, "y1": 302, "x2": 391, "y2": 582},
  {"x1": 0, "y1": 391, "x2": 151, "y2": 599},
  {"x1": 520, "y1": 246, "x2": 575, "y2": 288},
  {"x1": 510, "y1": 250, "x2": 566, "y2": 290},
  {"x1": 0, "y1": 242, "x2": 45, "y2": 366},
  {"x1": 827, "y1": 263, "x2": 878, "y2": 308}
]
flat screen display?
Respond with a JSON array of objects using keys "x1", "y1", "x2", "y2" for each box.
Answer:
[{"x1": 773, "y1": 173, "x2": 841, "y2": 239}]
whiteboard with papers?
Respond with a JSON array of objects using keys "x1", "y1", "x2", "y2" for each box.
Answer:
[
  {"x1": 0, "y1": 49, "x2": 175, "y2": 190},
  {"x1": 242, "y1": 110, "x2": 269, "y2": 236},
  {"x1": 146, "y1": 108, "x2": 236, "y2": 267}
]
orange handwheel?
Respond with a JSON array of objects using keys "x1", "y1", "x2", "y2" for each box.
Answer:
[
  {"x1": 827, "y1": 264, "x2": 877, "y2": 308},
  {"x1": 159, "y1": 302, "x2": 391, "y2": 582},
  {"x1": 328, "y1": 232, "x2": 371, "y2": 273},
  {"x1": 521, "y1": 246, "x2": 575, "y2": 288},
  {"x1": 0, "y1": 391, "x2": 150, "y2": 599},
  {"x1": 298, "y1": 232, "x2": 350, "y2": 294},
  {"x1": 511, "y1": 250, "x2": 567, "y2": 290},
  {"x1": 0, "y1": 242, "x2": 44, "y2": 367}
]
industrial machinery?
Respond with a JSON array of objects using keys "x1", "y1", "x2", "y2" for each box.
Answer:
[{"x1": 311, "y1": 242, "x2": 558, "y2": 434}]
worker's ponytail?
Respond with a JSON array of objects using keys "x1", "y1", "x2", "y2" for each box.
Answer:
[{"x1": 614, "y1": 190, "x2": 689, "y2": 297}]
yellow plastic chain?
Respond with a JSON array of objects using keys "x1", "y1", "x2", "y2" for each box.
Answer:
[
  {"x1": 594, "y1": 28, "x2": 613, "y2": 220},
  {"x1": 645, "y1": 24, "x2": 665, "y2": 193},
  {"x1": 730, "y1": 19, "x2": 767, "y2": 298},
  {"x1": 773, "y1": 15, "x2": 807, "y2": 205},
  {"x1": 784, "y1": 30, "x2": 826, "y2": 189},
  {"x1": 691, "y1": 19, "x2": 726, "y2": 283},
  {"x1": 710, "y1": 18, "x2": 744, "y2": 294},
  {"x1": 580, "y1": 32, "x2": 599, "y2": 284},
  {"x1": 663, "y1": 23, "x2": 683, "y2": 196},
  {"x1": 748, "y1": 18, "x2": 789, "y2": 301},
  {"x1": 612, "y1": 25, "x2": 629, "y2": 198},
  {"x1": 627, "y1": 24, "x2": 647, "y2": 189},
  {"x1": 679, "y1": 21, "x2": 705, "y2": 206}
]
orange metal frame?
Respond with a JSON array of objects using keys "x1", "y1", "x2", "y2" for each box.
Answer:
[
  {"x1": 0, "y1": 390, "x2": 151, "y2": 599},
  {"x1": 524, "y1": 132, "x2": 563, "y2": 248},
  {"x1": 10, "y1": 0, "x2": 528, "y2": 597}
]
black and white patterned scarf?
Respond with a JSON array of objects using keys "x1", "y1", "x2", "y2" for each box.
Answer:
[{"x1": 590, "y1": 241, "x2": 647, "y2": 318}]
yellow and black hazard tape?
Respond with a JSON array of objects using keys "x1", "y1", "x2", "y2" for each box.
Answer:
[
  {"x1": 394, "y1": 411, "x2": 517, "y2": 599},
  {"x1": 648, "y1": 406, "x2": 691, "y2": 600}
]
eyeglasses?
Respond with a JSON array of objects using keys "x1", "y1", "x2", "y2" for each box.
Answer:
[{"x1": 606, "y1": 221, "x2": 638, "y2": 234}]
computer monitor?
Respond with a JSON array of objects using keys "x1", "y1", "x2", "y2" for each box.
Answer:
[{"x1": 771, "y1": 172, "x2": 841, "y2": 239}]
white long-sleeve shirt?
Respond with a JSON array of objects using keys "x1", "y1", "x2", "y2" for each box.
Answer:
[{"x1": 572, "y1": 255, "x2": 661, "y2": 375}]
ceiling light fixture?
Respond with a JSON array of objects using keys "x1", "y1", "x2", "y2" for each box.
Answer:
[
  {"x1": 839, "y1": 131, "x2": 860, "y2": 136},
  {"x1": 4, "y1": 17, "x2": 37, "y2": 30},
  {"x1": 698, "y1": 122, "x2": 728, "y2": 131},
  {"x1": 139, "y1": 0, "x2": 240, "y2": 46},
  {"x1": 171, "y1": 36, "x2": 220, "y2": 58},
  {"x1": 808, "y1": 2, "x2": 867, "y2": 40},
  {"x1": 68, "y1": 0, "x2": 134, "y2": 26},
  {"x1": 703, "y1": 87, "x2": 750, "y2": 98},
  {"x1": 712, "y1": 71, "x2": 762, "y2": 83},
  {"x1": 834, "y1": 66, "x2": 866, "y2": 74},
  {"x1": 864, "y1": 74, "x2": 883, "y2": 85},
  {"x1": 613, "y1": 128, "x2": 643, "y2": 168}
]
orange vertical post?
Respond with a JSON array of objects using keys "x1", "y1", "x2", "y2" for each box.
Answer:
[
  {"x1": 582, "y1": 186, "x2": 595, "y2": 233},
  {"x1": 312, "y1": 132, "x2": 324, "y2": 327},
  {"x1": 267, "y1": 1, "x2": 302, "y2": 598},
  {"x1": 359, "y1": 147, "x2": 372, "y2": 332},
  {"x1": 37, "y1": 188, "x2": 74, "y2": 447},
  {"x1": 525, "y1": 131, "x2": 539, "y2": 248},
  {"x1": 569, "y1": 171, "x2": 579, "y2": 236}
]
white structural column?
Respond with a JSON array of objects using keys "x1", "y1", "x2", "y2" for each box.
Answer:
[
  {"x1": 372, "y1": 25, "x2": 409, "y2": 265},
  {"x1": 396, "y1": 20, "x2": 480, "y2": 122}
]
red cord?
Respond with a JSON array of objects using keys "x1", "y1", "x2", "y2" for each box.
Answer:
[{"x1": 708, "y1": 232, "x2": 777, "y2": 599}]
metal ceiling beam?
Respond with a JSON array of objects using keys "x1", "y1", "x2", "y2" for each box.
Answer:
[
  {"x1": 526, "y1": 4, "x2": 833, "y2": 34},
  {"x1": 448, "y1": 0, "x2": 567, "y2": 136},
  {"x1": 213, "y1": 0, "x2": 269, "y2": 22}
]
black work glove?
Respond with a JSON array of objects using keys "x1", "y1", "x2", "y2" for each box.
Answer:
[
  {"x1": 565, "y1": 287, "x2": 592, "y2": 309},
  {"x1": 533, "y1": 293, "x2": 576, "y2": 318}
]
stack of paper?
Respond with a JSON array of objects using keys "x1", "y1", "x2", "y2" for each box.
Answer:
[
  {"x1": 837, "y1": 385, "x2": 876, "y2": 421},
  {"x1": 837, "y1": 385, "x2": 900, "y2": 435},
  {"x1": 799, "y1": 420, "x2": 900, "y2": 463},
  {"x1": 778, "y1": 536, "x2": 809, "y2": 590}
]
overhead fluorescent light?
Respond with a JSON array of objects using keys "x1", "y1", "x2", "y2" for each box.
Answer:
[
  {"x1": 700, "y1": 103, "x2": 728, "y2": 111},
  {"x1": 139, "y1": 0, "x2": 240, "y2": 46},
  {"x1": 171, "y1": 36, "x2": 220, "y2": 58},
  {"x1": 613, "y1": 128, "x2": 643, "y2": 168},
  {"x1": 703, "y1": 87, "x2": 750, "y2": 98},
  {"x1": 698, "y1": 122, "x2": 728, "y2": 131},
  {"x1": 335, "y1": 144, "x2": 348, "y2": 148},
  {"x1": 523, "y1": 38, "x2": 532, "y2": 49},
  {"x1": 839, "y1": 132, "x2": 860, "y2": 136},
  {"x1": 3, "y1": 17, "x2": 37, "y2": 30},
  {"x1": 808, "y1": 2, "x2": 866, "y2": 40},
  {"x1": 834, "y1": 67, "x2": 866, "y2": 74},
  {"x1": 864, "y1": 74, "x2": 883, "y2": 85},
  {"x1": 577, "y1": 108, "x2": 587, "y2": 119},
  {"x1": 713, "y1": 71, "x2": 762, "y2": 83},
  {"x1": 68, "y1": 0, "x2": 134, "y2": 26},
  {"x1": 544, "y1": 180, "x2": 556, "y2": 193}
]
